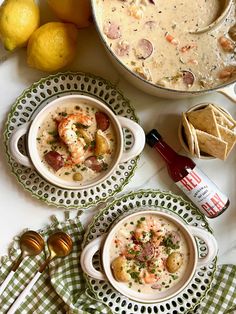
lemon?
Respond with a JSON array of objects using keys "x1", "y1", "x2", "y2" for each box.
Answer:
[
  {"x1": 27, "y1": 22, "x2": 78, "y2": 72},
  {"x1": 47, "y1": 0, "x2": 91, "y2": 28},
  {"x1": 0, "y1": 0, "x2": 39, "y2": 51}
]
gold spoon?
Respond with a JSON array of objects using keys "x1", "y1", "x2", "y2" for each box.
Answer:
[
  {"x1": 0, "y1": 231, "x2": 45, "y2": 296},
  {"x1": 189, "y1": 0, "x2": 233, "y2": 34},
  {"x1": 7, "y1": 231, "x2": 73, "y2": 314},
  {"x1": 38, "y1": 231, "x2": 73, "y2": 273}
]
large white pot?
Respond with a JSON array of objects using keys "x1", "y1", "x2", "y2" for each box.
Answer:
[{"x1": 91, "y1": 0, "x2": 236, "y2": 101}]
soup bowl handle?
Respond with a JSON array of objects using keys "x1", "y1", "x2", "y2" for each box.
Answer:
[
  {"x1": 116, "y1": 116, "x2": 145, "y2": 163},
  {"x1": 9, "y1": 122, "x2": 33, "y2": 168},
  {"x1": 80, "y1": 234, "x2": 106, "y2": 280},
  {"x1": 187, "y1": 226, "x2": 218, "y2": 268}
]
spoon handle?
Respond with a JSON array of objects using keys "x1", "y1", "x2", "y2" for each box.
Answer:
[
  {"x1": 7, "y1": 271, "x2": 41, "y2": 314},
  {"x1": 0, "y1": 271, "x2": 15, "y2": 296}
]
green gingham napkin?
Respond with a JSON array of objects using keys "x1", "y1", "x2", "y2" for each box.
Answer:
[
  {"x1": 0, "y1": 212, "x2": 110, "y2": 314},
  {"x1": 0, "y1": 212, "x2": 235, "y2": 314},
  {"x1": 192, "y1": 265, "x2": 236, "y2": 314}
]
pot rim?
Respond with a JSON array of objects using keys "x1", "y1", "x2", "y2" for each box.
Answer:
[
  {"x1": 102, "y1": 210, "x2": 198, "y2": 303},
  {"x1": 91, "y1": 0, "x2": 236, "y2": 95}
]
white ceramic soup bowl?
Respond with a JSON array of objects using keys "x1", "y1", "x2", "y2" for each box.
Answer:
[
  {"x1": 9, "y1": 95, "x2": 145, "y2": 189},
  {"x1": 80, "y1": 210, "x2": 218, "y2": 303}
]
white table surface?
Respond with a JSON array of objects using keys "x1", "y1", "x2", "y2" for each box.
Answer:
[{"x1": 0, "y1": 15, "x2": 236, "y2": 269}]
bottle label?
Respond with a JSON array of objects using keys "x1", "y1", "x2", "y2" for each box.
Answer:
[{"x1": 176, "y1": 166, "x2": 228, "y2": 218}]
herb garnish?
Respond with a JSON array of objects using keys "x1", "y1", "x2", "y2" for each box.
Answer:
[
  {"x1": 48, "y1": 130, "x2": 58, "y2": 137},
  {"x1": 102, "y1": 163, "x2": 108, "y2": 171},
  {"x1": 59, "y1": 112, "x2": 67, "y2": 117},
  {"x1": 171, "y1": 274, "x2": 179, "y2": 280},
  {"x1": 163, "y1": 236, "x2": 180, "y2": 250},
  {"x1": 130, "y1": 271, "x2": 141, "y2": 283},
  {"x1": 75, "y1": 122, "x2": 89, "y2": 129},
  {"x1": 128, "y1": 249, "x2": 140, "y2": 256},
  {"x1": 90, "y1": 140, "x2": 96, "y2": 148}
]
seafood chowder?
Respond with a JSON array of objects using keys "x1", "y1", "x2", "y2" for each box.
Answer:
[
  {"x1": 111, "y1": 214, "x2": 189, "y2": 293},
  {"x1": 97, "y1": 0, "x2": 236, "y2": 91},
  {"x1": 37, "y1": 101, "x2": 116, "y2": 184}
]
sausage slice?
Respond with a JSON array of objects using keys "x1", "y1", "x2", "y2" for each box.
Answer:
[
  {"x1": 84, "y1": 156, "x2": 106, "y2": 172},
  {"x1": 44, "y1": 151, "x2": 64, "y2": 171},
  {"x1": 136, "y1": 242, "x2": 155, "y2": 262},
  {"x1": 103, "y1": 21, "x2": 121, "y2": 40},
  {"x1": 95, "y1": 111, "x2": 110, "y2": 131},
  {"x1": 135, "y1": 39, "x2": 153, "y2": 59},
  {"x1": 182, "y1": 70, "x2": 195, "y2": 87}
]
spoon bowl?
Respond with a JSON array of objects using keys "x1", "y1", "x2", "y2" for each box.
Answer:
[
  {"x1": 0, "y1": 230, "x2": 45, "y2": 296},
  {"x1": 12, "y1": 231, "x2": 45, "y2": 271},
  {"x1": 189, "y1": 0, "x2": 233, "y2": 34},
  {"x1": 47, "y1": 231, "x2": 73, "y2": 258},
  {"x1": 7, "y1": 231, "x2": 73, "y2": 314},
  {"x1": 19, "y1": 231, "x2": 45, "y2": 256},
  {"x1": 39, "y1": 231, "x2": 73, "y2": 272}
]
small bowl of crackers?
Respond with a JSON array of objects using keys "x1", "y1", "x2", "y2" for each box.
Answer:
[{"x1": 179, "y1": 103, "x2": 236, "y2": 160}]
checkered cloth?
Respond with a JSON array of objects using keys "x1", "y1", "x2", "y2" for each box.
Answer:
[
  {"x1": 0, "y1": 212, "x2": 235, "y2": 314},
  {"x1": 192, "y1": 265, "x2": 236, "y2": 314}
]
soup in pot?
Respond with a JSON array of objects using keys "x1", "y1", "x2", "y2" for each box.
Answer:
[
  {"x1": 37, "y1": 101, "x2": 116, "y2": 184},
  {"x1": 97, "y1": 0, "x2": 236, "y2": 91},
  {"x1": 110, "y1": 214, "x2": 189, "y2": 293}
]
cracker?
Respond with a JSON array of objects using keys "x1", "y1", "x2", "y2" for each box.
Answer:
[
  {"x1": 218, "y1": 125, "x2": 236, "y2": 157},
  {"x1": 182, "y1": 113, "x2": 194, "y2": 155},
  {"x1": 196, "y1": 129, "x2": 228, "y2": 160},
  {"x1": 208, "y1": 104, "x2": 236, "y2": 130},
  {"x1": 190, "y1": 124, "x2": 200, "y2": 158},
  {"x1": 187, "y1": 107, "x2": 220, "y2": 137}
]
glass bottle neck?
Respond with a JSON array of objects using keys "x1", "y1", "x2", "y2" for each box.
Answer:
[{"x1": 153, "y1": 140, "x2": 179, "y2": 164}]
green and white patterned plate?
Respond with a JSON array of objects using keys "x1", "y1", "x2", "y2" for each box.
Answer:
[
  {"x1": 82, "y1": 189, "x2": 217, "y2": 314},
  {"x1": 4, "y1": 72, "x2": 140, "y2": 209}
]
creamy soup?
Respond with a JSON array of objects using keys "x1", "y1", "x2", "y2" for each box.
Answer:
[
  {"x1": 37, "y1": 101, "x2": 116, "y2": 184},
  {"x1": 110, "y1": 214, "x2": 189, "y2": 294},
  {"x1": 97, "y1": 0, "x2": 236, "y2": 91}
]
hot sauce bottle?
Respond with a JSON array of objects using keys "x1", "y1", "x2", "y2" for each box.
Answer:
[{"x1": 146, "y1": 129, "x2": 230, "y2": 218}]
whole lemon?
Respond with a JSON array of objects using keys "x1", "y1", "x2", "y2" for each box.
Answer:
[
  {"x1": 0, "y1": 0, "x2": 40, "y2": 51},
  {"x1": 47, "y1": 0, "x2": 91, "y2": 28},
  {"x1": 27, "y1": 22, "x2": 78, "y2": 72}
]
